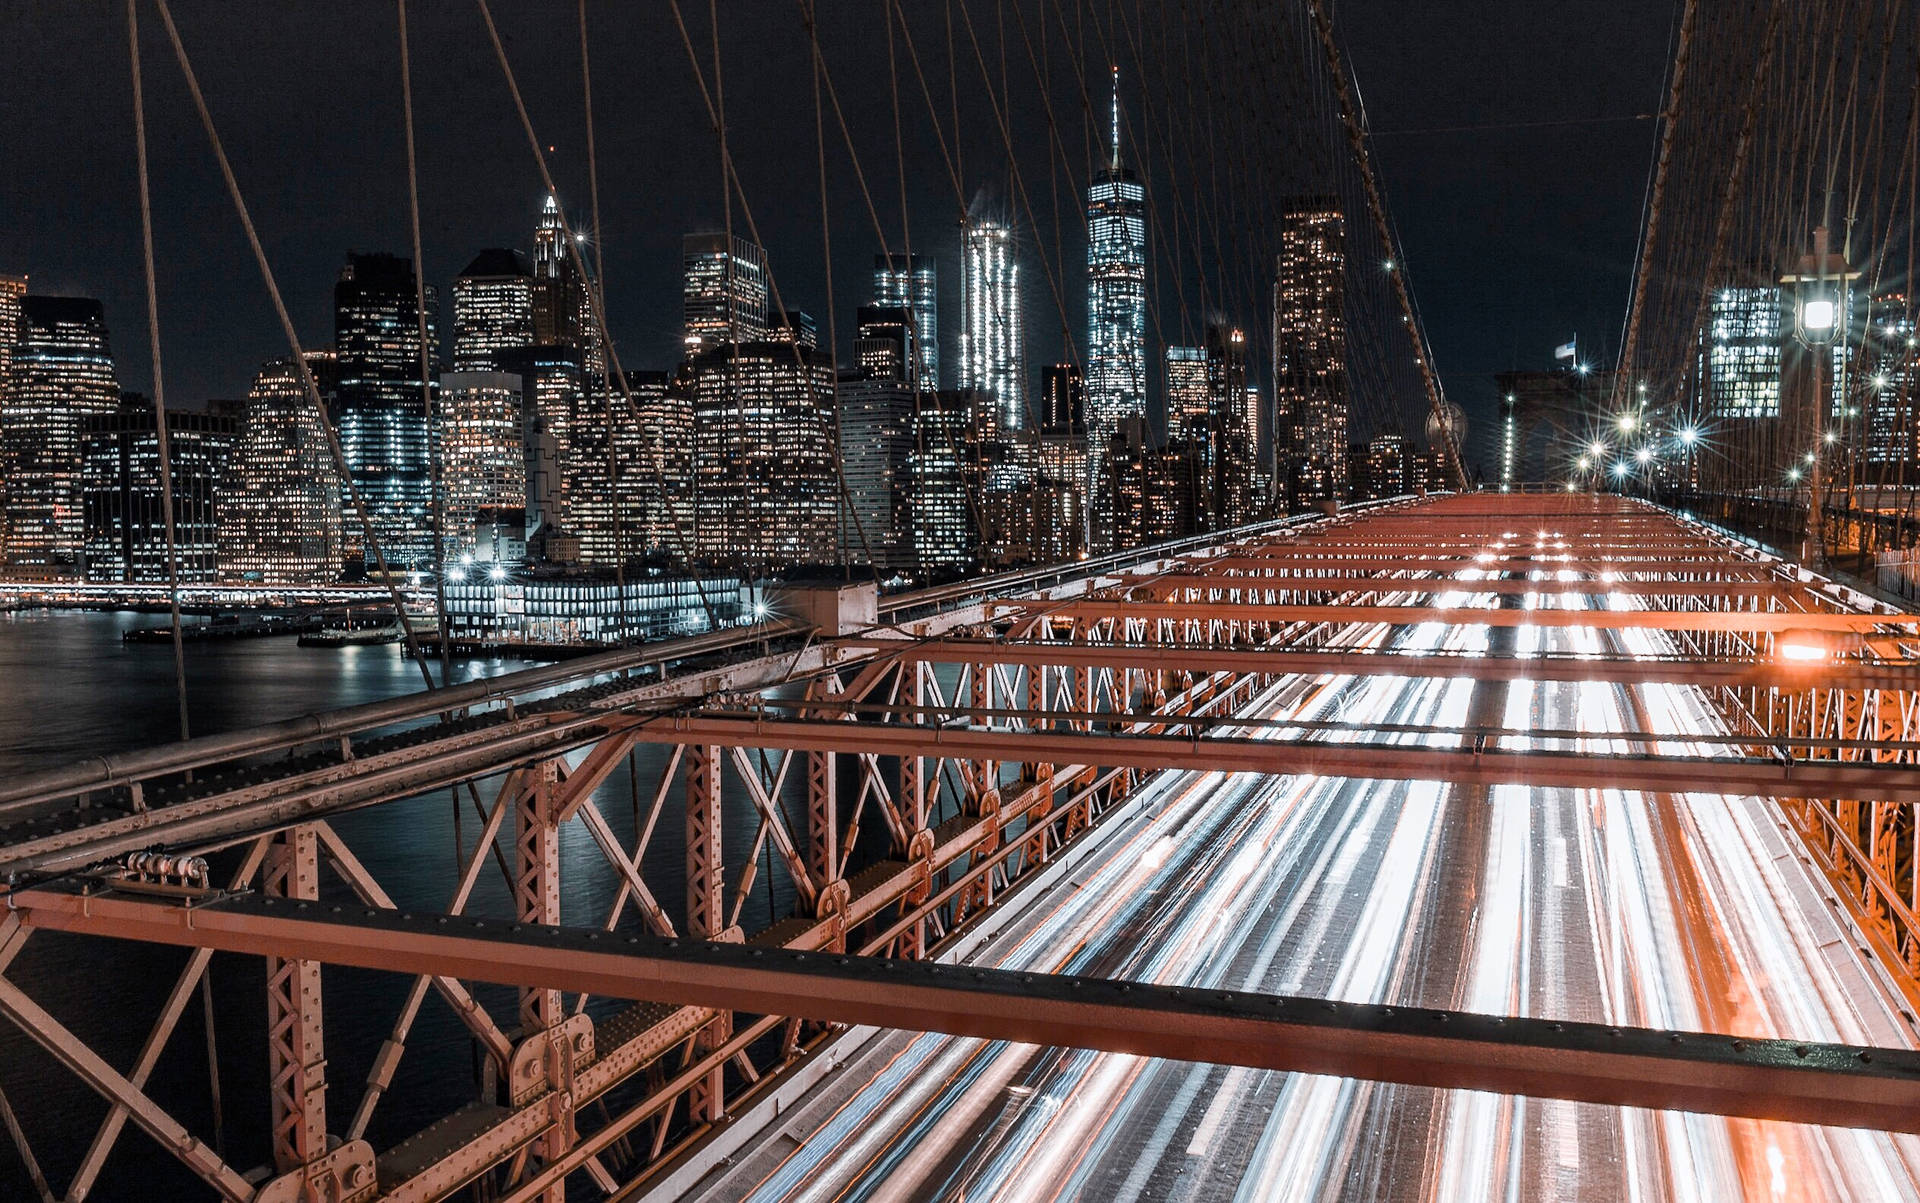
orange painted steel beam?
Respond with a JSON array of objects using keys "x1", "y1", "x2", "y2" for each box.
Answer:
[
  {"x1": 994, "y1": 601, "x2": 1918, "y2": 633},
  {"x1": 861, "y1": 640, "x2": 1920, "y2": 690},
  {"x1": 20, "y1": 889, "x2": 1920, "y2": 1134},
  {"x1": 1134, "y1": 556, "x2": 1779, "y2": 575},
  {"x1": 627, "y1": 715, "x2": 1920, "y2": 803},
  {"x1": 1102, "y1": 575, "x2": 1810, "y2": 599}
]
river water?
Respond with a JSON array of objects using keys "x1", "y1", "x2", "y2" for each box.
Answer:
[{"x1": 0, "y1": 610, "x2": 815, "y2": 1200}]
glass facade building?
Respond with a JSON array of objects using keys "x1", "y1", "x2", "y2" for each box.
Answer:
[
  {"x1": 3, "y1": 295, "x2": 119, "y2": 573},
  {"x1": 872, "y1": 252, "x2": 938, "y2": 389},
  {"x1": 959, "y1": 220, "x2": 1023, "y2": 430},
  {"x1": 1085, "y1": 71, "x2": 1147, "y2": 456},
  {"x1": 82, "y1": 401, "x2": 234, "y2": 582},
  {"x1": 1705, "y1": 285, "x2": 1783, "y2": 419},
  {"x1": 683, "y1": 232, "x2": 769, "y2": 353},
  {"x1": 452, "y1": 249, "x2": 535, "y2": 373},
  {"x1": 334, "y1": 252, "x2": 436, "y2": 571},
  {"x1": 218, "y1": 355, "x2": 343, "y2": 583},
  {"x1": 1273, "y1": 199, "x2": 1348, "y2": 504}
]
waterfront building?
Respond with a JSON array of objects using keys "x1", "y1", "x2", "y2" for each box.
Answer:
[
  {"x1": 1085, "y1": 68, "x2": 1148, "y2": 456},
  {"x1": 443, "y1": 569, "x2": 746, "y2": 646},
  {"x1": 451, "y1": 248, "x2": 535, "y2": 373},
  {"x1": 1273, "y1": 198, "x2": 1348, "y2": 505},
  {"x1": 959, "y1": 219, "x2": 1023, "y2": 430},
  {"x1": 0, "y1": 274, "x2": 21, "y2": 563},
  {"x1": 334, "y1": 252, "x2": 436, "y2": 570},
  {"x1": 3, "y1": 295, "x2": 119, "y2": 574},
  {"x1": 688, "y1": 340, "x2": 837, "y2": 568},
  {"x1": 684, "y1": 232, "x2": 769, "y2": 353},
  {"x1": 872, "y1": 252, "x2": 938, "y2": 388},
  {"x1": 218, "y1": 355, "x2": 343, "y2": 583},
  {"x1": 439, "y1": 371, "x2": 525, "y2": 556},
  {"x1": 81, "y1": 398, "x2": 234, "y2": 582}
]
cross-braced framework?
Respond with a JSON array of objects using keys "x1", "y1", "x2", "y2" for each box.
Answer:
[{"x1": 6, "y1": 493, "x2": 1920, "y2": 1199}]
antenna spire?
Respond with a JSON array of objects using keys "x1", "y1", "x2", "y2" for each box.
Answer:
[{"x1": 1109, "y1": 65, "x2": 1122, "y2": 171}]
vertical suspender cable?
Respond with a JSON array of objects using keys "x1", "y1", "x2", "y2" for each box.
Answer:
[
  {"x1": 151, "y1": 0, "x2": 437, "y2": 690},
  {"x1": 396, "y1": 0, "x2": 451, "y2": 687},
  {"x1": 1613, "y1": 0, "x2": 1699, "y2": 411},
  {"x1": 579, "y1": 0, "x2": 630, "y2": 643},
  {"x1": 475, "y1": 0, "x2": 722, "y2": 632},
  {"x1": 1301, "y1": 0, "x2": 1466, "y2": 489},
  {"x1": 128, "y1": 0, "x2": 191, "y2": 743}
]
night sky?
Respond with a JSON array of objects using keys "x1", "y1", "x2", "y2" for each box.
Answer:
[{"x1": 0, "y1": 1, "x2": 1675, "y2": 469}]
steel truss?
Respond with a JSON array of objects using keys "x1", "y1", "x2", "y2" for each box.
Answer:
[{"x1": 4, "y1": 495, "x2": 1920, "y2": 1199}]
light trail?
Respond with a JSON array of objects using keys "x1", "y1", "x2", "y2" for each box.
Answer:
[{"x1": 680, "y1": 571, "x2": 1920, "y2": 1202}]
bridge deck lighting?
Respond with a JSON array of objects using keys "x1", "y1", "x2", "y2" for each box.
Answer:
[{"x1": 1776, "y1": 629, "x2": 1832, "y2": 664}]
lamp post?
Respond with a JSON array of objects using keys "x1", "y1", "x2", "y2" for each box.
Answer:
[{"x1": 1782, "y1": 226, "x2": 1856, "y2": 571}]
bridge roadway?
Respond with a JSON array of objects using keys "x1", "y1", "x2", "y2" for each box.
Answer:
[{"x1": 678, "y1": 537, "x2": 1920, "y2": 1199}]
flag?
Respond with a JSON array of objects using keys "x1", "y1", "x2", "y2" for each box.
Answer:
[{"x1": 1553, "y1": 339, "x2": 1577, "y2": 362}]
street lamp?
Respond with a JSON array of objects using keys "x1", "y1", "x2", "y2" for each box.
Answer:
[{"x1": 1781, "y1": 225, "x2": 1859, "y2": 570}]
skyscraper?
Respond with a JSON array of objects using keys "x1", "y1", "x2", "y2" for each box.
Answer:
[
  {"x1": 872, "y1": 252, "x2": 938, "y2": 388},
  {"x1": 1704, "y1": 283, "x2": 1783, "y2": 419},
  {"x1": 1085, "y1": 68, "x2": 1147, "y2": 455},
  {"x1": 854, "y1": 306, "x2": 912, "y2": 382},
  {"x1": 334, "y1": 252, "x2": 436, "y2": 570},
  {"x1": 683, "y1": 232, "x2": 769, "y2": 353},
  {"x1": 0, "y1": 273, "x2": 24, "y2": 390},
  {"x1": 82, "y1": 399, "x2": 234, "y2": 582},
  {"x1": 217, "y1": 354, "x2": 343, "y2": 583},
  {"x1": 0, "y1": 274, "x2": 23, "y2": 565},
  {"x1": 1040, "y1": 363, "x2": 1086, "y2": 438},
  {"x1": 497, "y1": 345, "x2": 582, "y2": 538},
  {"x1": 907, "y1": 389, "x2": 976, "y2": 571},
  {"x1": 838, "y1": 372, "x2": 915, "y2": 569},
  {"x1": 1165, "y1": 346, "x2": 1209, "y2": 442},
  {"x1": 452, "y1": 249, "x2": 535, "y2": 373},
  {"x1": 532, "y1": 195, "x2": 589, "y2": 352},
  {"x1": 1206, "y1": 324, "x2": 1255, "y2": 526},
  {"x1": 959, "y1": 218, "x2": 1023, "y2": 429},
  {"x1": 688, "y1": 339, "x2": 837, "y2": 567},
  {"x1": 1273, "y1": 198, "x2": 1348, "y2": 505},
  {"x1": 1864, "y1": 292, "x2": 1916, "y2": 467},
  {"x1": 439, "y1": 371, "x2": 526, "y2": 555},
  {"x1": 607, "y1": 370, "x2": 696, "y2": 560},
  {"x1": 3, "y1": 295, "x2": 119, "y2": 573}
]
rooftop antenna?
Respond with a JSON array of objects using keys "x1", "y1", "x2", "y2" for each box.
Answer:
[{"x1": 1110, "y1": 64, "x2": 1122, "y2": 172}]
